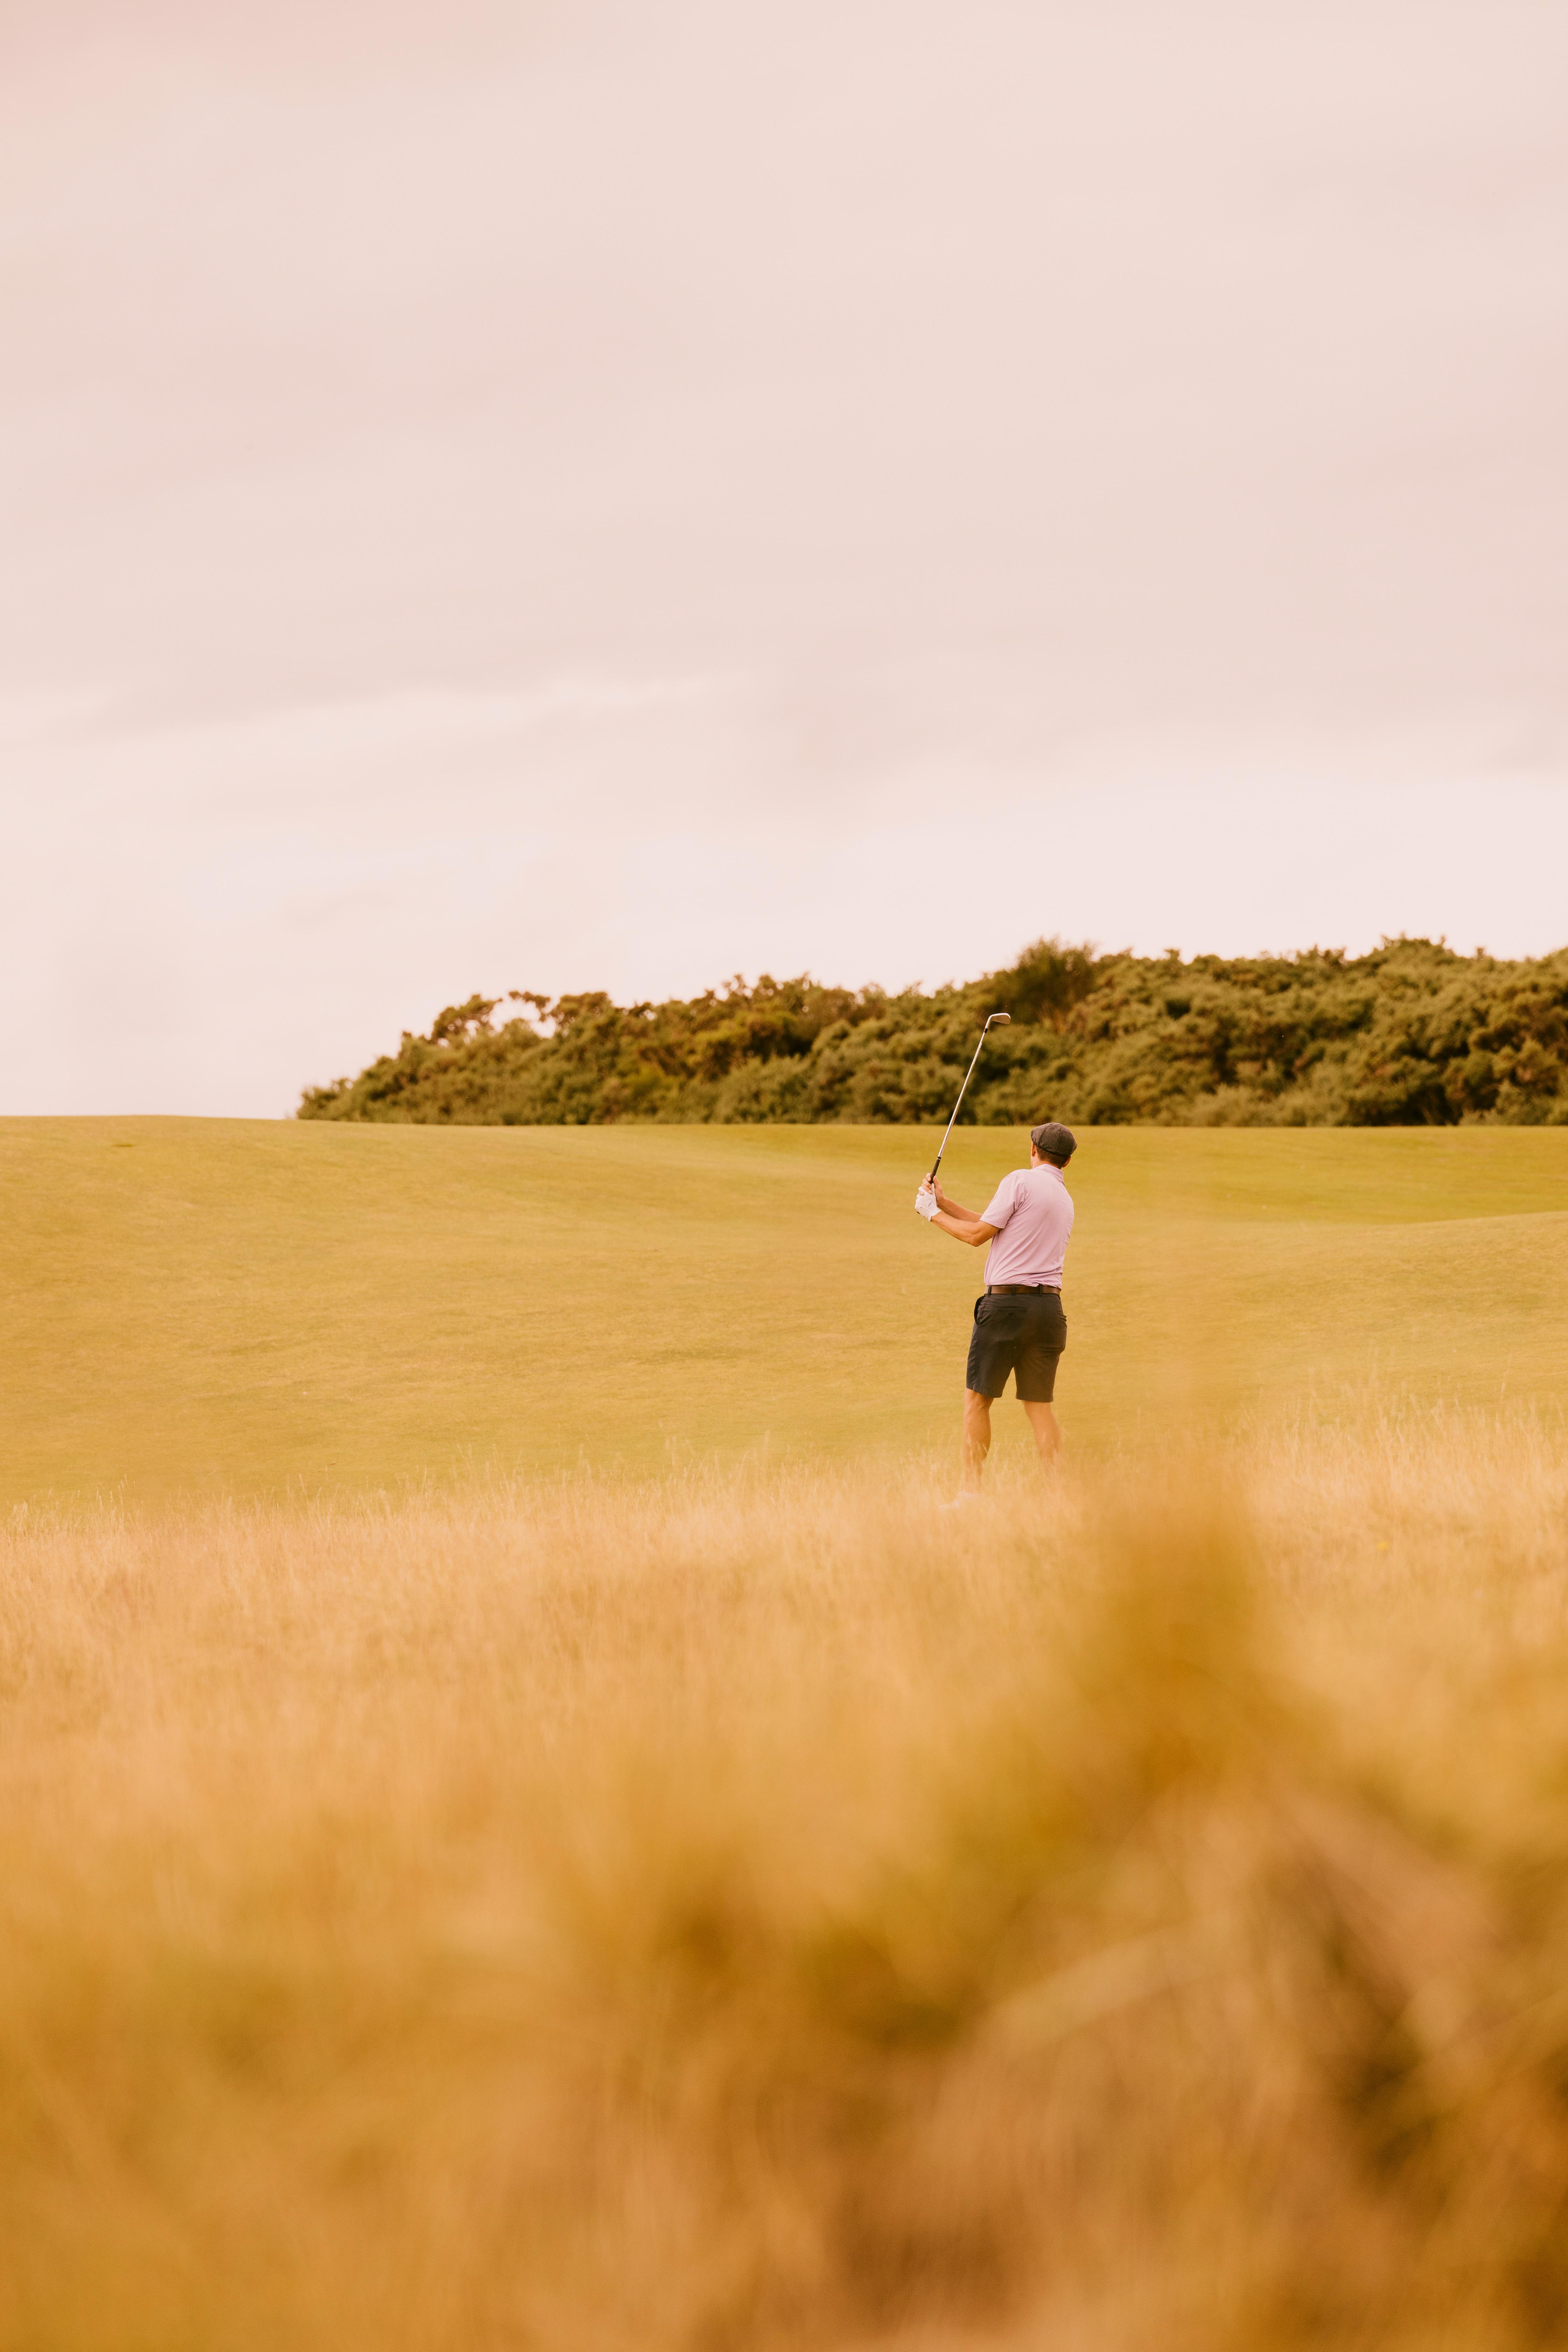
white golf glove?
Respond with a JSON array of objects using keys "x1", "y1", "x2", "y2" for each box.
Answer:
[{"x1": 915, "y1": 1182, "x2": 940, "y2": 1221}]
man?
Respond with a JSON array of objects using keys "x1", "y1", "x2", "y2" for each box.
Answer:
[{"x1": 915, "y1": 1121, "x2": 1076, "y2": 1493}]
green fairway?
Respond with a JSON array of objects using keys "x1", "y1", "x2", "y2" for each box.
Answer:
[{"x1": 4, "y1": 1119, "x2": 1567, "y2": 1505}]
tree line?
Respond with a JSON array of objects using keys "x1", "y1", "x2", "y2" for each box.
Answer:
[{"x1": 298, "y1": 936, "x2": 1568, "y2": 1127}]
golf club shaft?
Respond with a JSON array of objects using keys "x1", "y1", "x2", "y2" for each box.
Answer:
[{"x1": 927, "y1": 1024, "x2": 995, "y2": 1185}]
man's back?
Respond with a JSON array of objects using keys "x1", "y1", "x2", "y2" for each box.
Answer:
[{"x1": 977, "y1": 1163, "x2": 1073, "y2": 1289}]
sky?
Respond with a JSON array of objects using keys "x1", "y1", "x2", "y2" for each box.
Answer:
[{"x1": 4, "y1": 0, "x2": 1566, "y2": 1116}]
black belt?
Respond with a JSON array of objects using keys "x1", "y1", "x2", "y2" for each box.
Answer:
[{"x1": 986, "y1": 1283, "x2": 1061, "y2": 1296}]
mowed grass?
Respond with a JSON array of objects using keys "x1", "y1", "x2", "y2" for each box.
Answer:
[{"x1": 4, "y1": 1118, "x2": 1568, "y2": 1504}]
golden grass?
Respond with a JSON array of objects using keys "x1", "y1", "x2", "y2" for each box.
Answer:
[{"x1": 5, "y1": 1416, "x2": 1568, "y2": 2348}]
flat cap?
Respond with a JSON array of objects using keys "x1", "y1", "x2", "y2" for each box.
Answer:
[{"x1": 1030, "y1": 1120, "x2": 1077, "y2": 1163}]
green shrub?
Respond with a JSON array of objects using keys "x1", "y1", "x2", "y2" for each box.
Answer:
[{"x1": 298, "y1": 939, "x2": 1568, "y2": 1127}]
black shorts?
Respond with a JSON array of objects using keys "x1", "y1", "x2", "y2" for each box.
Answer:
[{"x1": 965, "y1": 1290, "x2": 1066, "y2": 1404}]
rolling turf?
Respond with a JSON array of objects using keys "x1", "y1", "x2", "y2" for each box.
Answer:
[{"x1": 4, "y1": 1118, "x2": 1566, "y2": 1504}]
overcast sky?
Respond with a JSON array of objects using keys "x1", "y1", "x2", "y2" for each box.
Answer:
[{"x1": 4, "y1": 0, "x2": 1566, "y2": 1114}]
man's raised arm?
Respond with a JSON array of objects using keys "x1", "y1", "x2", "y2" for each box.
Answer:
[
  {"x1": 932, "y1": 1180, "x2": 981, "y2": 1222},
  {"x1": 915, "y1": 1179, "x2": 997, "y2": 1249}
]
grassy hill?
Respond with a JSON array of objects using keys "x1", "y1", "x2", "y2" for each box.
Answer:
[
  {"x1": 6, "y1": 1118, "x2": 1567, "y2": 1505},
  {"x1": 8, "y1": 1121, "x2": 1568, "y2": 2344}
]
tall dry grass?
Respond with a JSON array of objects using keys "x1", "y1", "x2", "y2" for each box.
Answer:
[{"x1": 4, "y1": 1417, "x2": 1568, "y2": 2350}]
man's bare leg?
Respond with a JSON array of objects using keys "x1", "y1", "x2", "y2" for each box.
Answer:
[
  {"x1": 1021, "y1": 1400, "x2": 1061, "y2": 1470},
  {"x1": 962, "y1": 1389, "x2": 995, "y2": 1491}
]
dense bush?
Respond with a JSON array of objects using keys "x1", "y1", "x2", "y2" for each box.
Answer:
[{"x1": 298, "y1": 937, "x2": 1568, "y2": 1127}]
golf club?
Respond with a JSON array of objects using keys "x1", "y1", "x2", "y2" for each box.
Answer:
[{"x1": 926, "y1": 1012, "x2": 1011, "y2": 1186}]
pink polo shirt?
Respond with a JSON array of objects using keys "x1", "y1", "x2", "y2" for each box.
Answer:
[{"x1": 978, "y1": 1163, "x2": 1073, "y2": 1289}]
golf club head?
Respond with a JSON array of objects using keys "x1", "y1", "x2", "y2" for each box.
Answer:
[{"x1": 985, "y1": 1011, "x2": 1011, "y2": 1028}]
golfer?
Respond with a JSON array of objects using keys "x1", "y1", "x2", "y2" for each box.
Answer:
[{"x1": 915, "y1": 1121, "x2": 1076, "y2": 1493}]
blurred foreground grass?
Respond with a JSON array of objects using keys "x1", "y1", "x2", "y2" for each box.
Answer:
[
  {"x1": 5, "y1": 1416, "x2": 1568, "y2": 2349},
  {"x1": 3, "y1": 1118, "x2": 1567, "y2": 1502}
]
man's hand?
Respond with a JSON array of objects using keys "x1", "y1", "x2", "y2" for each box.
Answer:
[{"x1": 915, "y1": 1181, "x2": 940, "y2": 1221}]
